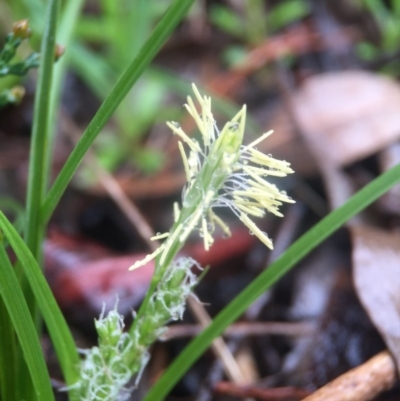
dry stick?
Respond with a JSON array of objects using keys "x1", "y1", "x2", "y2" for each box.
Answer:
[
  {"x1": 162, "y1": 321, "x2": 315, "y2": 341},
  {"x1": 215, "y1": 382, "x2": 311, "y2": 401},
  {"x1": 188, "y1": 295, "x2": 249, "y2": 384},
  {"x1": 301, "y1": 351, "x2": 397, "y2": 401},
  {"x1": 61, "y1": 113, "x2": 246, "y2": 387},
  {"x1": 61, "y1": 114, "x2": 156, "y2": 251},
  {"x1": 196, "y1": 341, "x2": 240, "y2": 401},
  {"x1": 85, "y1": 155, "x2": 157, "y2": 250}
]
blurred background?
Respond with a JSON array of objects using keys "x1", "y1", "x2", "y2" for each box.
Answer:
[{"x1": 1, "y1": 0, "x2": 400, "y2": 400}]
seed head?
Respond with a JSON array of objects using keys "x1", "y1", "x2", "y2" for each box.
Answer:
[{"x1": 130, "y1": 84, "x2": 294, "y2": 270}]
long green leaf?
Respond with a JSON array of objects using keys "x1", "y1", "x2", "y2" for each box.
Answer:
[
  {"x1": 19, "y1": 1, "x2": 61, "y2": 396},
  {"x1": 45, "y1": 0, "x2": 85, "y2": 190},
  {"x1": 0, "y1": 212, "x2": 80, "y2": 395},
  {"x1": 0, "y1": 298, "x2": 17, "y2": 401},
  {"x1": 0, "y1": 245, "x2": 54, "y2": 401},
  {"x1": 144, "y1": 162, "x2": 400, "y2": 401},
  {"x1": 25, "y1": 0, "x2": 60, "y2": 258},
  {"x1": 41, "y1": 0, "x2": 195, "y2": 224}
]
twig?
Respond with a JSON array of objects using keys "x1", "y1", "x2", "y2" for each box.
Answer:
[
  {"x1": 300, "y1": 351, "x2": 397, "y2": 401},
  {"x1": 215, "y1": 382, "x2": 311, "y2": 401},
  {"x1": 188, "y1": 295, "x2": 249, "y2": 384},
  {"x1": 61, "y1": 113, "x2": 156, "y2": 251},
  {"x1": 162, "y1": 321, "x2": 315, "y2": 341}
]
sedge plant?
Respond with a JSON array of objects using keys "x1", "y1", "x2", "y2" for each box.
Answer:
[
  {"x1": 1, "y1": 1, "x2": 400, "y2": 401},
  {"x1": 67, "y1": 83, "x2": 295, "y2": 400}
]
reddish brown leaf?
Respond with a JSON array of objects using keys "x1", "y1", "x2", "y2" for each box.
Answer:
[{"x1": 45, "y1": 228, "x2": 256, "y2": 317}]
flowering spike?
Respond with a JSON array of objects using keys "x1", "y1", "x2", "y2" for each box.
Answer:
[
  {"x1": 178, "y1": 141, "x2": 190, "y2": 182},
  {"x1": 239, "y1": 213, "x2": 274, "y2": 249},
  {"x1": 210, "y1": 106, "x2": 246, "y2": 161},
  {"x1": 166, "y1": 121, "x2": 202, "y2": 153},
  {"x1": 75, "y1": 257, "x2": 201, "y2": 400},
  {"x1": 130, "y1": 84, "x2": 295, "y2": 270}
]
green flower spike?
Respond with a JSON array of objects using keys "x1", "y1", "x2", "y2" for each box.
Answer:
[
  {"x1": 74, "y1": 257, "x2": 200, "y2": 401},
  {"x1": 130, "y1": 84, "x2": 294, "y2": 270}
]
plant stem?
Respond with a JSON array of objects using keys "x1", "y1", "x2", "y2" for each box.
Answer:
[
  {"x1": 25, "y1": 0, "x2": 59, "y2": 260},
  {"x1": 44, "y1": 0, "x2": 85, "y2": 192}
]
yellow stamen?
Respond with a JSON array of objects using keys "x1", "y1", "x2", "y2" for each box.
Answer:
[
  {"x1": 167, "y1": 121, "x2": 202, "y2": 153},
  {"x1": 129, "y1": 245, "x2": 165, "y2": 270},
  {"x1": 201, "y1": 217, "x2": 214, "y2": 251},
  {"x1": 150, "y1": 232, "x2": 170, "y2": 241},
  {"x1": 178, "y1": 141, "x2": 191, "y2": 182},
  {"x1": 243, "y1": 130, "x2": 274, "y2": 150},
  {"x1": 209, "y1": 210, "x2": 231, "y2": 238},
  {"x1": 239, "y1": 213, "x2": 273, "y2": 249}
]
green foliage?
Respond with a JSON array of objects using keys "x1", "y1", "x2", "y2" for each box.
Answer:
[
  {"x1": 266, "y1": 0, "x2": 311, "y2": 33},
  {"x1": 210, "y1": 0, "x2": 310, "y2": 66},
  {"x1": 68, "y1": 0, "x2": 262, "y2": 176},
  {"x1": 210, "y1": 1, "x2": 310, "y2": 39},
  {"x1": 357, "y1": 0, "x2": 400, "y2": 74},
  {"x1": 69, "y1": 0, "x2": 173, "y2": 174},
  {"x1": 0, "y1": 243, "x2": 55, "y2": 401},
  {"x1": 0, "y1": 21, "x2": 38, "y2": 77},
  {"x1": 0, "y1": 211, "x2": 80, "y2": 397},
  {"x1": 41, "y1": 0, "x2": 196, "y2": 225},
  {"x1": 0, "y1": 19, "x2": 39, "y2": 107}
]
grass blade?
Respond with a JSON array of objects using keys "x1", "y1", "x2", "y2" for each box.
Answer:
[
  {"x1": 0, "y1": 212, "x2": 80, "y2": 397},
  {"x1": 41, "y1": 0, "x2": 195, "y2": 224},
  {"x1": 0, "y1": 298, "x2": 17, "y2": 401},
  {"x1": 45, "y1": 0, "x2": 85, "y2": 190},
  {"x1": 0, "y1": 245, "x2": 54, "y2": 401},
  {"x1": 144, "y1": 162, "x2": 400, "y2": 401},
  {"x1": 25, "y1": 0, "x2": 60, "y2": 257}
]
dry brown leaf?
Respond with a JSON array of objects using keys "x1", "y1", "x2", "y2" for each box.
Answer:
[
  {"x1": 378, "y1": 142, "x2": 400, "y2": 215},
  {"x1": 269, "y1": 71, "x2": 400, "y2": 173},
  {"x1": 45, "y1": 228, "x2": 256, "y2": 319},
  {"x1": 351, "y1": 225, "x2": 400, "y2": 372}
]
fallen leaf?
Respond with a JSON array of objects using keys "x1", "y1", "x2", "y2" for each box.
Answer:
[
  {"x1": 269, "y1": 71, "x2": 400, "y2": 173},
  {"x1": 351, "y1": 225, "x2": 400, "y2": 372},
  {"x1": 378, "y1": 143, "x2": 400, "y2": 215},
  {"x1": 45, "y1": 228, "x2": 256, "y2": 321}
]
